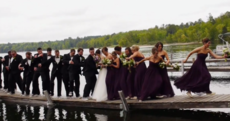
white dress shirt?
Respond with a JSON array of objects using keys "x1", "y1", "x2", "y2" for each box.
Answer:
[
  {"x1": 27, "y1": 60, "x2": 31, "y2": 66},
  {"x1": 55, "y1": 56, "x2": 60, "y2": 64}
]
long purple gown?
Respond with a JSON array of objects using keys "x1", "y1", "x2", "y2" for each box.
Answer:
[
  {"x1": 140, "y1": 61, "x2": 163, "y2": 100},
  {"x1": 134, "y1": 57, "x2": 147, "y2": 98},
  {"x1": 113, "y1": 61, "x2": 122, "y2": 99},
  {"x1": 106, "y1": 64, "x2": 116, "y2": 100},
  {"x1": 119, "y1": 59, "x2": 129, "y2": 97},
  {"x1": 159, "y1": 55, "x2": 175, "y2": 97},
  {"x1": 174, "y1": 53, "x2": 212, "y2": 93},
  {"x1": 127, "y1": 66, "x2": 135, "y2": 97}
]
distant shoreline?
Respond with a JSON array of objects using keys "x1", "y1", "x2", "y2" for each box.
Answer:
[{"x1": 138, "y1": 42, "x2": 201, "y2": 48}]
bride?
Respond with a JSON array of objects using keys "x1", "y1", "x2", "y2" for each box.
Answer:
[{"x1": 92, "y1": 48, "x2": 112, "y2": 102}]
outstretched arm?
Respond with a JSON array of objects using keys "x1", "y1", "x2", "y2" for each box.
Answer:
[
  {"x1": 128, "y1": 52, "x2": 138, "y2": 59},
  {"x1": 209, "y1": 49, "x2": 225, "y2": 59},
  {"x1": 164, "y1": 51, "x2": 170, "y2": 65},
  {"x1": 184, "y1": 47, "x2": 200, "y2": 63},
  {"x1": 136, "y1": 57, "x2": 150, "y2": 65}
]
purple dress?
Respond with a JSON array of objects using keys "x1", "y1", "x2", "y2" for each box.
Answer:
[
  {"x1": 140, "y1": 61, "x2": 163, "y2": 100},
  {"x1": 174, "y1": 53, "x2": 212, "y2": 93},
  {"x1": 113, "y1": 61, "x2": 122, "y2": 99},
  {"x1": 119, "y1": 59, "x2": 129, "y2": 97},
  {"x1": 127, "y1": 65, "x2": 135, "y2": 97},
  {"x1": 106, "y1": 64, "x2": 116, "y2": 100},
  {"x1": 159, "y1": 55, "x2": 175, "y2": 97},
  {"x1": 134, "y1": 57, "x2": 147, "y2": 98}
]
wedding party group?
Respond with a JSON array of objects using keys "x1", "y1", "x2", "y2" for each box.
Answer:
[{"x1": 0, "y1": 38, "x2": 226, "y2": 102}]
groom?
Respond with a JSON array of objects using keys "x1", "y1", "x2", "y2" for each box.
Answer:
[{"x1": 83, "y1": 47, "x2": 98, "y2": 100}]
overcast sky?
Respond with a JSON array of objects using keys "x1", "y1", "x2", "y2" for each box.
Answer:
[{"x1": 0, "y1": 0, "x2": 230, "y2": 43}]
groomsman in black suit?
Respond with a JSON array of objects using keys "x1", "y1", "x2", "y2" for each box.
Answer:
[
  {"x1": 69, "y1": 48, "x2": 85, "y2": 98},
  {"x1": 0, "y1": 56, "x2": 3, "y2": 89},
  {"x1": 50, "y1": 50, "x2": 63, "y2": 97},
  {"x1": 19, "y1": 52, "x2": 35, "y2": 95},
  {"x1": 8, "y1": 50, "x2": 23, "y2": 94},
  {"x1": 2, "y1": 51, "x2": 12, "y2": 92},
  {"x1": 33, "y1": 47, "x2": 43, "y2": 95},
  {"x1": 83, "y1": 47, "x2": 98, "y2": 99},
  {"x1": 62, "y1": 49, "x2": 75, "y2": 97},
  {"x1": 40, "y1": 48, "x2": 53, "y2": 93}
]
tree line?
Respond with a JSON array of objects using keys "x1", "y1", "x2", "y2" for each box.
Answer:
[{"x1": 1, "y1": 12, "x2": 230, "y2": 53}]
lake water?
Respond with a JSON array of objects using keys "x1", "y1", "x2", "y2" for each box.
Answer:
[{"x1": 0, "y1": 43, "x2": 230, "y2": 121}]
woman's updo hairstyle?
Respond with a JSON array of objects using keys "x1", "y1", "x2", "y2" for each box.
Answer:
[
  {"x1": 131, "y1": 45, "x2": 140, "y2": 51},
  {"x1": 202, "y1": 38, "x2": 210, "y2": 44}
]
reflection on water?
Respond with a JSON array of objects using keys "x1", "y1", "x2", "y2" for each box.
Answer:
[{"x1": 0, "y1": 102, "x2": 230, "y2": 121}]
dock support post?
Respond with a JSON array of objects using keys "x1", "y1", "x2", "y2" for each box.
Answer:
[
  {"x1": 118, "y1": 91, "x2": 129, "y2": 112},
  {"x1": 181, "y1": 60, "x2": 184, "y2": 75},
  {"x1": 44, "y1": 91, "x2": 53, "y2": 106}
]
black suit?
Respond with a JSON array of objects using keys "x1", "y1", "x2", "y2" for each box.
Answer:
[
  {"x1": 83, "y1": 55, "x2": 98, "y2": 97},
  {"x1": 32, "y1": 53, "x2": 43, "y2": 95},
  {"x1": 9, "y1": 54, "x2": 23, "y2": 94},
  {"x1": 0, "y1": 56, "x2": 3, "y2": 88},
  {"x1": 62, "y1": 53, "x2": 72, "y2": 97},
  {"x1": 50, "y1": 55, "x2": 63, "y2": 96},
  {"x1": 20, "y1": 57, "x2": 35, "y2": 95},
  {"x1": 2, "y1": 55, "x2": 11, "y2": 90},
  {"x1": 68, "y1": 54, "x2": 85, "y2": 97},
  {"x1": 40, "y1": 53, "x2": 52, "y2": 93}
]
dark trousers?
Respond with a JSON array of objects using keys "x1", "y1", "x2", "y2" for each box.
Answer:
[
  {"x1": 32, "y1": 71, "x2": 41, "y2": 95},
  {"x1": 69, "y1": 73, "x2": 80, "y2": 97},
  {"x1": 50, "y1": 72, "x2": 62, "y2": 96},
  {"x1": 0, "y1": 72, "x2": 2, "y2": 88},
  {"x1": 62, "y1": 73, "x2": 69, "y2": 97},
  {"x1": 22, "y1": 72, "x2": 33, "y2": 95},
  {"x1": 3, "y1": 71, "x2": 9, "y2": 90},
  {"x1": 83, "y1": 74, "x2": 96, "y2": 97},
  {"x1": 9, "y1": 73, "x2": 21, "y2": 94},
  {"x1": 40, "y1": 70, "x2": 50, "y2": 93}
]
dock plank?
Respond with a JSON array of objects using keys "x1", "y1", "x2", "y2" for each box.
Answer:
[{"x1": 1, "y1": 92, "x2": 230, "y2": 110}]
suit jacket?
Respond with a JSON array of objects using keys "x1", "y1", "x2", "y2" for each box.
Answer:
[
  {"x1": 33, "y1": 53, "x2": 43, "y2": 72},
  {"x1": 83, "y1": 55, "x2": 98, "y2": 76},
  {"x1": 3, "y1": 55, "x2": 11, "y2": 73},
  {"x1": 20, "y1": 57, "x2": 35, "y2": 76},
  {"x1": 41, "y1": 53, "x2": 53, "y2": 72},
  {"x1": 51, "y1": 55, "x2": 63, "y2": 75},
  {"x1": 0, "y1": 56, "x2": 2, "y2": 73},
  {"x1": 9, "y1": 54, "x2": 23, "y2": 74},
  {"x1": 62, "y1": 53, "x2": 72, "y2": 74},
  {"x1": 68, "y1": 54, "x2": 85, "y2": 75}
]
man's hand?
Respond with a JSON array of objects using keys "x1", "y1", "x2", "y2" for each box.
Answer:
[
  {"x1": 69, "y1": 60, "x2": 74, "y2": 64},
  {"x1": 38, "y1": 63, "x2": 42, "y2": 67},
  {"x1": 34, "y1": 67, "x2": 37, "y2": 71},
  {"x1": 5, "y1": 66, "x2": 9, "y2": 71},
  {"x1": 1, "y1": 59, "x2": 5, "y2": 62}
]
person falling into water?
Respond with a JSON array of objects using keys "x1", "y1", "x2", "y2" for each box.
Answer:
[{"x1": 174, "y1": 38, "x2": 226, "y2": 97}]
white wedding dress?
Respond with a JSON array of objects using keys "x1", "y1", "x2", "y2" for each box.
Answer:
[{"x1": 92, "y1": 65, "x2": 108, "y2": 102}]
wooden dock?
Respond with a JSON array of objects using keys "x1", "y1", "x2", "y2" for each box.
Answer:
[{"x1": 1, "y1": 92, "x2": 230, "y2": 110}]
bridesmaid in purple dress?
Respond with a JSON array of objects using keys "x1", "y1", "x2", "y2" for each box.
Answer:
[
  {"x1": 114, "y1": 46, "x2": 129, "y2": 97},
  {"x1": 174, "y1": 38, "x2": 226, "y2": 97},
  {"x1": 110, "y1": 51, "x2": 121, "y2": 99},
  {"x1": 124, "y1": 47, "x2": 135, "y2": 99},
  {"x1": 127, "y1": 45, "x2": 147, "y2": 99},
  {"x1": 137, "y1": 47, "x2": 164, "y2": 102},
  {"x1": 155, "y1": 42, "x2": 175, "y2": 97},
  {"x1": 102, "y1": 47, "x2": 114, "y2": 100}
]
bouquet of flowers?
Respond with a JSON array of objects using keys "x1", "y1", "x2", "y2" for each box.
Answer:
[
  {"x1": 120, "y1": 53, "x2": 127, "y2": 61},
  {"x1": 123, "y1": 59, "x2": 135, "y2": 73},
  {"x1": 172, "y1": 63, "x2": 180, "y2": 71},
  {"x1": 159, "y1": 62, "x2": 180, "y2": 71},
  {"x1": 101, "y1": 58, "x2": 112, "y2": 66},
  {"x1": 223, "y1": 48, "x2": 229, "y2": 62},
  {"x1": 94, "y1": 55, "x2": 100, "y2": 64},
  {"x1": 159, "y1": 62, "x2": 166, "y2": 69}
]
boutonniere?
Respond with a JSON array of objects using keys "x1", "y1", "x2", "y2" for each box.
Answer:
[
  {"x1": 60, "y1": 56, "x2": 63, "y2": 60},
  {"x1": 13, "y1": 57, "x2": 16, "y2": 61},
  {"x1": 81, "y1": 56, "x2": 85, "y2": 62}
]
